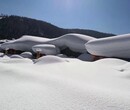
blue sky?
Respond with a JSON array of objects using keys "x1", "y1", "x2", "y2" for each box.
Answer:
[{"x1": 0, "y1": 0, "x2": 130, "y2": 34}]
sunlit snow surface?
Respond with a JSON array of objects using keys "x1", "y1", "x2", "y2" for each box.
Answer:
[
  {"x1": 85, "y1": 33, "x2": 130, "y2": 58},
  {"x1": 0, "y1": 56, "x2": 130, "y2": 110},
  {"x1": 1, "y1": 33, "x2": 95, "y2": 53}
]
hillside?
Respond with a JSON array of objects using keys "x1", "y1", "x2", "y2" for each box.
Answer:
[{"x1": 0, "y1": 15, "x2": 115, "y2": 39}]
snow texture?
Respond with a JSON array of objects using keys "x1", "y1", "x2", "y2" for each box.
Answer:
[
  {"x1": 34, "y1": 55, "x2": 69, "y2": 64},
  {"x1": 0, "y1": 57, "x2": 130, "y2": 110},
  {"x1": 10, "y1": 54, "x2": 24, "y2": 59},
  {"x1": 57, "y1": 54, "x2": 67, "y2": 58},
  {"x1": 20, "y1": 52, "x2": 33, "y2": 58},
  {"x1": 85, "y1": 33, "x2": 130, "y2": 58},
  {"x1": 78, "y1": 52, "x2": 93, "y2": 61},
  {"x1": 32, "y1": 44, "x2": 60, "y2": 55}
]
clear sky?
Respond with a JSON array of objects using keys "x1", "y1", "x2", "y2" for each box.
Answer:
[{"x1": 0, "y1": 0, "x2": 130, "y2": 35}]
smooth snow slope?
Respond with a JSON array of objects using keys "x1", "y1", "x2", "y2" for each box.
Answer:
[
  {"x1": 0, "y1": 57, "x2": 130, "y2": 110},
  {"x1": 85, "y1": 33, "x2": 130, "y2": 58}
]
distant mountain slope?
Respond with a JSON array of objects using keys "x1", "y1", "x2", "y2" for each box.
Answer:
[{"x1": 0, "y1": 15, "x2": 115, "y2": 39}]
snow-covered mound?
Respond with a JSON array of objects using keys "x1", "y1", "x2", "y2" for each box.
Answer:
[
  {"x1": 94, "y1": 58, "x2": 128, "y2": 66},
  {"x1": 78, "y1": 52, "x2": 93, "y2": 61},
  {"x1": 48, "y1": 33, "x2": 96, "y2": 53},
  {"x1": 1, "y1": 35, "x2": 50, "y2": 52},
  {"x1": 1, "y1": 34, "x2": 95, "y2": 54},
  {"x1": 20, "y1": 52, "x2": 33, "y2": 58},
  {"x1": 35, "y1": 55, "x2": 68, "y2": 64},
  {"x1": 0, "y1": 57, "x2": 33, "y2": 64},
  {"x1": 57, "y1": 54, "x2": 67, "y2": 58},
  {"x1": 85, "y1": 33, "x2": 130, "y2": 58},
  {"x1": 32, "y1": 44, "x2": 60, "y2": 55},
  {"x1": 10, "y1": 54, "x2": 23, "y2": 59}
]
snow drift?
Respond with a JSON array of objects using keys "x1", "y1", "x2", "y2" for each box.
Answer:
[
  {"x1": 0, "y1": 57, "x2": 130, "y2": 110},
  {"x1": 1, "y1": 35, "x2": 50, "y2": 52},
  {"x1": 1, "y1": 34, "x2": 96, "y2": 54},
  {"x1": 34, "y1": 55, "x2": 68, "y2": 64},
  {"x1": 85, "y1": 33, "x2": 130, "y2": 58},
  {"x1": 48, "y1": 33, "x2": 96, "y2": 53}
]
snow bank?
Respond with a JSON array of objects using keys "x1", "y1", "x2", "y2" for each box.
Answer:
[
  {"x1": 1, "y1": 35, "x2": 50, "y2": 52},
  {"x1": 85, "y1": 33, "x2": 130, "y2": 58},
  {"x1": 0, "y1": 58, "x2": 130, "y2": 110},
  {"x1": 32, "y1": 44, "x2": 60, "y2": 55},
  {"x1": 48, "y1": 33, "x2": 96, "y2": 53},
  {"x1": 1, "y1": 34, "x2": 96, "y2": 54},
  {"x1": 34, "y1": 55, "x2": 68, "y2": 64}
]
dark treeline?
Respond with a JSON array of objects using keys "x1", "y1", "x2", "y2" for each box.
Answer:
[{"x1": 0, "y1": 15, "x2": 115, "y2": 40}]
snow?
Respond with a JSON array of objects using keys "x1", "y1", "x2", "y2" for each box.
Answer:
[
  {"x1": 0, "y1": 56, "x2": 130, "y2": 110},
  {"x1": 78, "y1": 52, "x2": 93, "y2": 61},
  {"x1": 1, "y1": 35, "x2": 50, "y2": 52},
  {"x1": 10, "y1": 54, "x2": 24, "y2": 58},
  {"x1": 34, "y1": 55, "x2": 68, "y2": 64},
  {"x1": 0, "y1": 57, "x2": 33, "y2": 64},
  {"x1": 94, "y1": 58, "x2": 128, "y2": 66},
  {"x1": 1, "y1": 33, "x2": 96, "y2": 53},
  {"x1": 20, "y1": 52, "x2": 33, "y2": 58},
  {"x1": 57, "y1": 54, "x2": 67, "y2": 58},
  {"x1": 48, "y1": 33, "x2": 96, "y2": 53},
  {"x1": 85, "y1": 33, "x2": 130, "y2": 58},
  {"x1": 1, "y1": 33, "x2": 130, "y2": 109},
  {"x1": 32, "y1": 44, "x2": 60, "y2": 55}
]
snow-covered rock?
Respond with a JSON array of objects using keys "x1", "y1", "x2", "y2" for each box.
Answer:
[
  {"x1": 32, "y1": 44, "x2": 60, "y2": 55},
  {"x1": 34, "y1": 55, "x2": 68, "y2": 64},
  {"x1": 10, "y1": 54, "x2": 23, "y2": 58},
  {"x1": 20, "y1": 52, "x2": 33, "y2": 59},
  {"x1": 85, "y1": 33, "x2": 130, "y2": 58}
]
